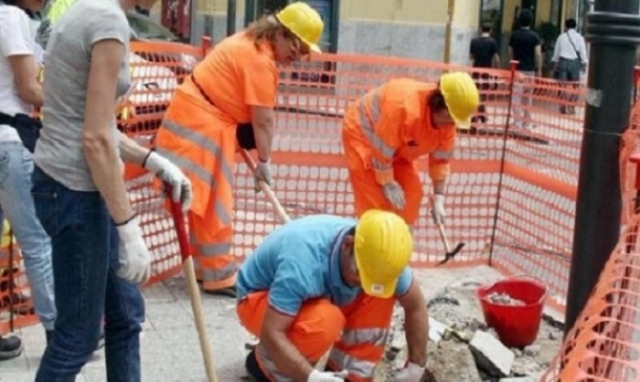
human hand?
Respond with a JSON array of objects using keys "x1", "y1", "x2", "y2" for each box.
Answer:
[
  {"x1": 116, "y1": 216, "x2": 151, "y2": 284},
  {"x1": 253, "y1": 157, "x2": 273, "y2": 192},
  {"x1": 431, "y1": 194, "x2": 446, "y2": 224},
  {"x1": 388, "y1": 362, "x2": 425, "y2": 382},
  {"x1": 307, "y1": 369, "x2": 348, "y2": 382},
  {"x1": 383, "y1": 181, "x2": 406, "y2": 210},
  {"x1": 144, "y1": 152, "x2": 193, "y2": 213}
]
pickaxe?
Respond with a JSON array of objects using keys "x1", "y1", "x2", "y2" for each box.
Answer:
[{"x1": 435, "y1": 221, "x2": 465, "y2": 266}]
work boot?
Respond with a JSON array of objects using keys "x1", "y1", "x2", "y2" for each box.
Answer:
[
  {"x1": 245, "y1": 349, "x2": 270, "y2": 382},
  {"x1": 0, "y1": 334, "x2": 23, "y2": 361},
  {"x1": 204, "y1": 285, "x2": 237, "y2": 298}
]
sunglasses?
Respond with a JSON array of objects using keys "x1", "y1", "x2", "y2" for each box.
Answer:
[{"x1": 282, "y1": 29, "x2": 311, "y2": 60}]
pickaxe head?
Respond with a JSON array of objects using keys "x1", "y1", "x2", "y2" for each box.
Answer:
[{"x1": 437, "y1": 242, "x2": 465, "y2": 266}]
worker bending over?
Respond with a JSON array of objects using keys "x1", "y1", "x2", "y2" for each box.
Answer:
[
  {"x1": 342, "y1": 73, "x2": 480, "y2": 227},
  {"x1": 236, "y1": 210, "x2": 428, "y2": 382},
  {"x1": 153, "y1": 2, "x2": 324, "y2": 297}
]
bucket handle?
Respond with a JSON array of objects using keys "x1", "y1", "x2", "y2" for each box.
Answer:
[{"x1": 479, "y1": 273, "x2": 549, "y2": 306}]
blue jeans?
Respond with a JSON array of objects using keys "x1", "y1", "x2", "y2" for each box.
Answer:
[
  {"x1": 0, "y1": 141, "x2": 55, "y2": 331},
  {"x1": 31, "y1": 166, "x2": 145, "y2": 382}
]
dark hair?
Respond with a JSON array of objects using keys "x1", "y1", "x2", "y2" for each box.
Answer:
[
  {"x1": 2, "y1": 0, "x2": 19, "y2": 5},
  {"x1": 565, "y1": 18, "x2": 577, "y2": 29},
  {"x1": 481, "y1": 23, "x2": 492, "y2": 33},
  {"x1": 429, "y1": 89, "x2": 448, "y2": 113},
  {"x1": 518, "y1": 9, "x2": 533, "y2": 28}
]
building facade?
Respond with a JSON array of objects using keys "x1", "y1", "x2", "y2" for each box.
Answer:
[{"x1": 154, "y1": 0, "x2": 589, "y2": 68}]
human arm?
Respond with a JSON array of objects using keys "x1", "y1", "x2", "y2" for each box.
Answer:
[
  {"x1": 1, "y1": 10, "x2": 42, "y2": 107},
  {"x1": 492, "y1": 53, "x2": 501, "y2": 69},
  {"x1": 261, "y1": 308, "x2": 316, "y2": 380},
  {"x1": 388, "y1": 269, "x2": 428, "y2": 382},
  {"x1": 243, "y1": 55, "x2": 278, "y2": 187},
  {"x1": 508, "y1": 34, "x2": 514, "y2": 62},
  {"x1": 251, "y1": 106, "x2": 274, "y2": 163},
  {"x1": 119, "y1": 133, "x2": 193, "y2": 213},
  {"x1": 83, "y1": 39, "x2": 134, "y2": 224},
  {"x1": 428, "y1": 126, "x2": 455, "y2": 223},
  {"x1": 259, "y1": 260, "x2": 346, "y2": 381},
  {"x1": 534, "y1": 39, "x2": 543, "y2": 77},
  {"x1": 398, "y1": 278, "x2": 428, "y2": 367},
  {"x1": 469, "y1": 40, "x2": 475, "y2": 66}
]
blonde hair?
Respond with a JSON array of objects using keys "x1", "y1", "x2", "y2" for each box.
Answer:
[{"x1": 245, "y1": 15, "x2": 285, "y2": 49}]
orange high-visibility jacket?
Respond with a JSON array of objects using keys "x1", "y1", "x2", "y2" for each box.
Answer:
[
  {"x1": 154, "y1": 32, "x2": 278, "y2": 221},
  {"x1": 342, "y1": 78, "x2": 457, "y2": 182}
]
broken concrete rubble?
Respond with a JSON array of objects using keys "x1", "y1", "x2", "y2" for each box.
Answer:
[
  {"x1": 486, "y1": 291, "x2": 526, "y2": 306},
  {"x1": 376, "y1": 273, "x2": 563, "y2": 382},
  {"x1": 470, "y1": 330, "x2": 515, "y2": 377}
]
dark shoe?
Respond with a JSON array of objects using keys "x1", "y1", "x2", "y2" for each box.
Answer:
[
  {"x1": 0, "y1": 335, "x2": 23, "y2": 361},
  {"x1": 245, "y1": 349, "x2": 270, "y2": 382},
  {"x1": 45, "y1": 330, "x2": 54, "y2": 345},
  {"x1": 204, "y1": 285, "x2": 237, "y2": 298}
]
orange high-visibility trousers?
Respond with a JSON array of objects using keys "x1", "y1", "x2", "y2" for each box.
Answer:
[
  {"x1": 154, "y1": 87, "x2": 239, "y2": 291},
  {"x1": 342, "y1": 115, "x2": 423, "y2": 226},
  {"x1": 237, "y1": 291, "x2": 396, "y2": 381}
]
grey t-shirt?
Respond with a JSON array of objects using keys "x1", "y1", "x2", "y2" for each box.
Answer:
[{"x1": 34, "y1": 0, "x2": 130, "y2": 191}]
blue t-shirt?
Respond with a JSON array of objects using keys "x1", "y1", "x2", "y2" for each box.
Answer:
[{"x1": 236, "y1": 214, "x2": 414, "y2": 316}]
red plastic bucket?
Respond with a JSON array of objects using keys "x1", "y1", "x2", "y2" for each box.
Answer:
[{"x1": 477, "y1": 275, "x2": 548, "y2": 348}]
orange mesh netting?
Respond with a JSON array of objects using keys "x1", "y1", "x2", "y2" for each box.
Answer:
[{"x1": 3, "y1": 38, "x2": 640, "y2": 381}]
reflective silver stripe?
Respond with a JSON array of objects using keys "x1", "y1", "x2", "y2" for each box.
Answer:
[
  {"x1": 202, "y1": 263, "x2": 237, "y2": 281},
  {"x1": 340, "y1": 328, "x2": 389, "y2": 347},
  {"x1": 357, "y1": 88, "x2": 395, "y2": 159},
  {"x1": 432, "y1": 149, "x2": 453, "y2": 160},
  {"x1": 161, "y1": 118, "x2": 235, "y2": 189},
  {"x1": 371, "y1": 157, "x2": 392, "y2": 171},
  {"x1": 155, "y1": 147, "x2": 232, "y2": 225},
  {"x1": 256, "y1": 343, "x2": 294, "y2": 382},
  {"x1": 327, "y1": 347, "x2": 377, "y2": 378},
  {"x1": 189, "y1": 234, "x2": 232, "y2": 256}
]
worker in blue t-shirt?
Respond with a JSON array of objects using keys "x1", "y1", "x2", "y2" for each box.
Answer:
[{"x1": 236, "y1": 210, "x2": 429, "y2": 382}]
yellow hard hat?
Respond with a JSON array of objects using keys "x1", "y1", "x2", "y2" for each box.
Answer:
[
  {"x1": 353, "y1": 210, "x2": 413, "y2": 298},
  {"x1": 439, "y1": 71, "x2": 480, "y2": 129},
  {"x1": 275, "y1": 2, "x2": 324, "y2": 53}
]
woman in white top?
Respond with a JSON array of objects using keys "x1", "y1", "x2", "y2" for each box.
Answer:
[{"x1": 0, "y1": 0, "x2": 56, "y2": 360}]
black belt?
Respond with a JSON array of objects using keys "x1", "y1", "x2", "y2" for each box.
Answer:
[{"x1": 189, "y1": 73, "x2": 256, "y2": 150}]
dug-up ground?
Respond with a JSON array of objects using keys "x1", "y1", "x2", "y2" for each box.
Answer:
[
  {"x1": 0, "y1": 265, "x2": 562, "y2": 382},
  {"x1": 374, "y1": 266, "x2": 563, "y2": 382}
]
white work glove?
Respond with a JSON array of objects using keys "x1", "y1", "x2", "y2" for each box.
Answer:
[
  {"x1": 307, "y1": 369, "x2": 348, "y2": 382},
  {"x1": 144, "y1": 152, "x2": 193, "y2": 213},
  {"x1": 253, "y1": 157, "x2": 273, "y2": 192},
  {"x1": 116, "y1": 216, "x2": 151, "y2": 284},
  {"x1": 388, "y1": 362, "x2": 425, "y2": 382},
  {"x1": 383, "y1": 181, "x2": 406, "y2": 210},
  {"x1": 431, "y1": 194, "x2": 446, "y2": 224}
]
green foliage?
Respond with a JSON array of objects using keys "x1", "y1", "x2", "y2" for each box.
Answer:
[{"x1": 537, "y1": 21, "x2": 561, "y2": 53}]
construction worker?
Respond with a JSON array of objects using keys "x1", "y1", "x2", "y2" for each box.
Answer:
[
  {"x1": 237, "y1": 210, "x2": 428, "y2": 382},
  {"x1": 153, "y1": 2, "x2": 324, "y2": 297},
  {"x1": 341, "y1": 73, "x2": 480, "y2": 227}
]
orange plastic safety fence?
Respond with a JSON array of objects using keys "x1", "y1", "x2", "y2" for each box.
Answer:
[
  {"x1": 540, "y1": 73, "x2": 640, "y2": 382},
  {"x1": 540, "y1": 213, "x2": 640, "y2": 381},
  {"x1": 3, "y1": 39, "x2": 639, "y2": 382}
]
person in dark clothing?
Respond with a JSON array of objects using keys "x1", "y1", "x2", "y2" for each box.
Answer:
[
  {"x1": 508, "y1": 9, "x2": 542, "y2": 128},
  {"x1": 470, "y1": 23, "x2": 500, "y2": 126}
]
